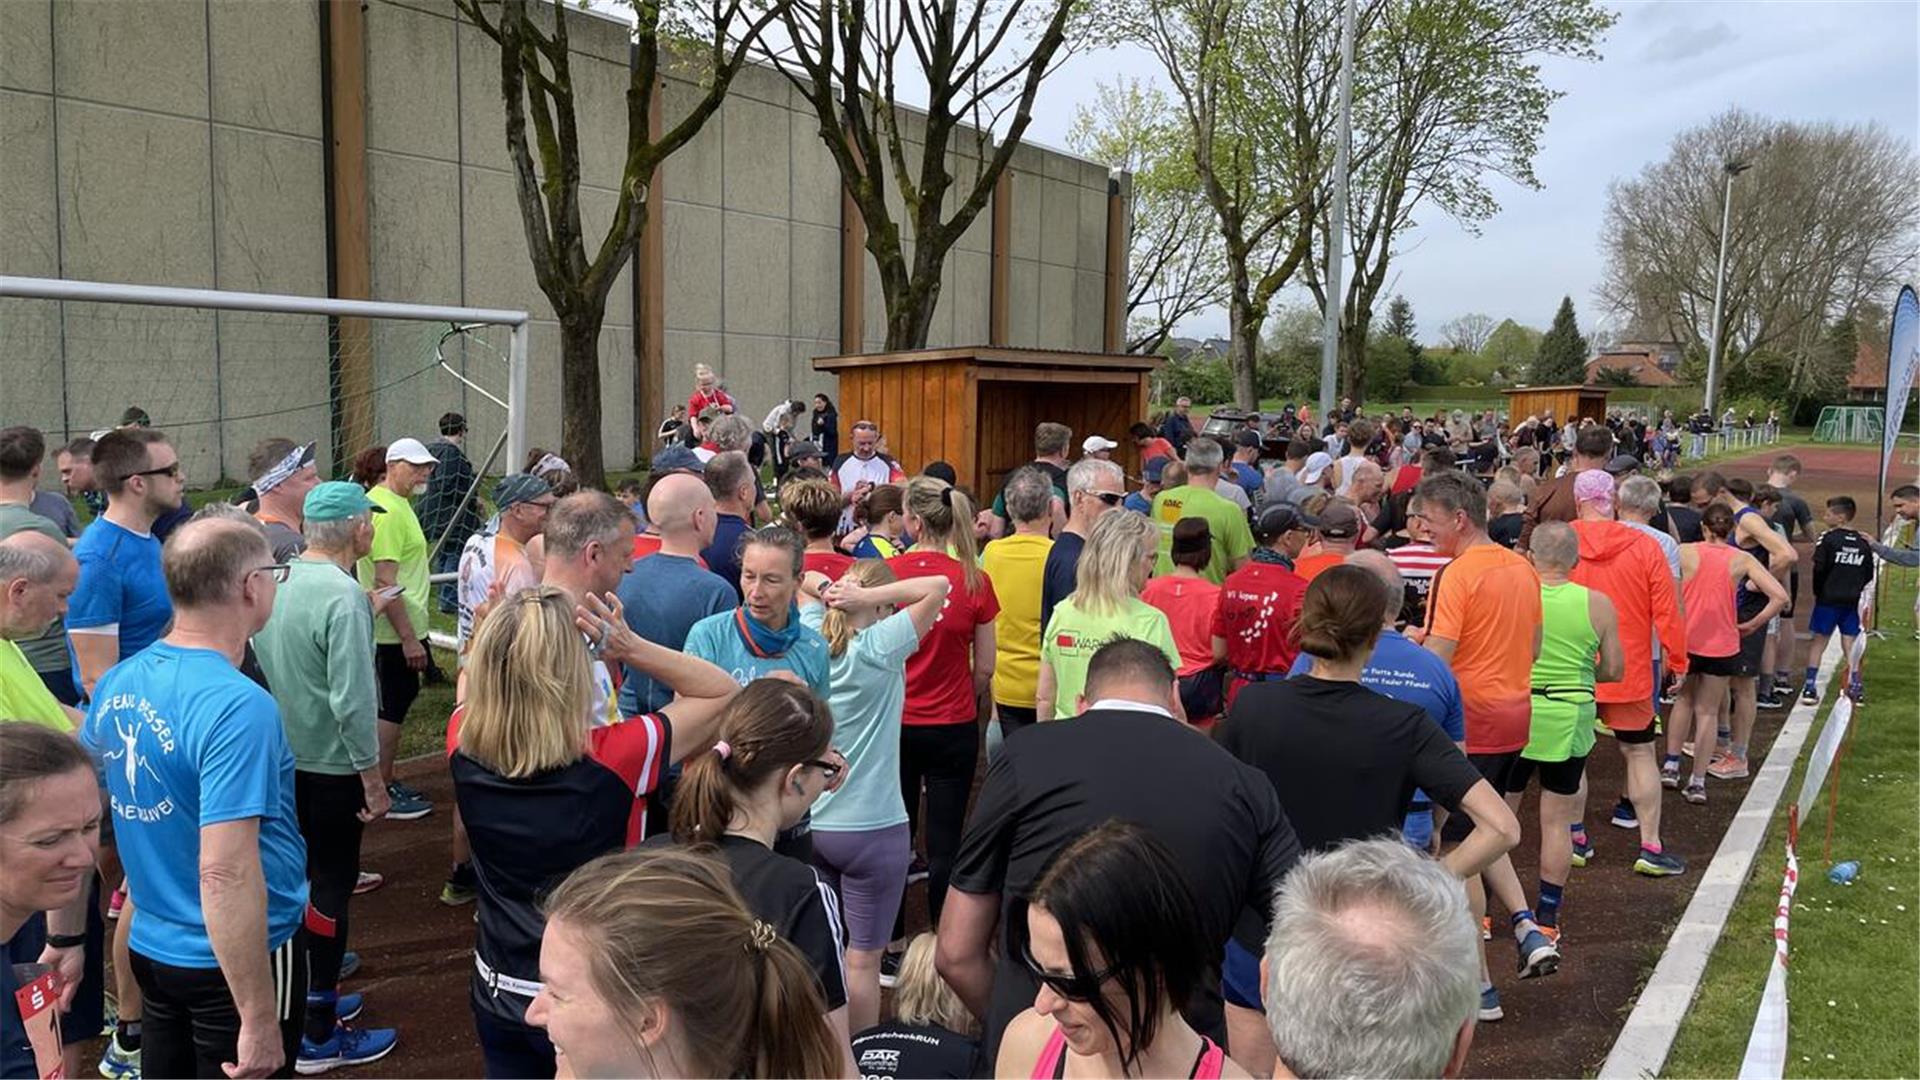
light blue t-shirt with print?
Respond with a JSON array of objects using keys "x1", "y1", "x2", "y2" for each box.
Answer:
[
  {"x1": 81, "y1": 644, "x2": 309, "y2": 968},
  {"x1": 801, "y1": 607, "x2": 920, "y2": 831},
  {"x1": 68, "y1": 518, "x2": 174, "y2": 667},
  {"x1": 682, "y1": 608, "x2": 832, "y2": 701}
]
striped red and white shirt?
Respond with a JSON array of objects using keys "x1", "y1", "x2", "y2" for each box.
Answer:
[{"x1": 1386, "y1": 542, "x2": 1452, "y2": 627}]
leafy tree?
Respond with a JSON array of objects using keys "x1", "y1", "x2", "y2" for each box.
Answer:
[
  {"x1": 1409, "y1": 345, "x2": 1453, "y2": 385},
  {"x1": 768, "y1": 0, "x2": 1078, "y2": 349},
  {"x1": 1069, "y1": 79, "x2": 1227, "y2": 355},
  {"x1": 1382, "y1": 295, "x2": 1417, "y2": 342},
  {"x1": 457, "y1": 0, "x2": 779, "y2": 486},
  {"x1": 1531, "y1": 296, "x2": 1588, "y2": 384},
  {"x1": 1365, "y1": 332, "x2": 1415, "y2": 399},
  {"x1": 1438, "y1": 312, "x2": 1495, "y2": 353},
  {"x1": 1261, "y1": 303, "x2": 1326, "y2": 400},
  {"x1": 1481, "y1": 319, "x2": 1542, "y2": 381}
]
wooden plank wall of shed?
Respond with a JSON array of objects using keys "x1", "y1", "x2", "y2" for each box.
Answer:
[
  {"x1": 836, "y1": 362, "x2": 975, "y2": 483},
  {"x1": 975, "y1": 381, "x2": 1141, "y2": 500}
]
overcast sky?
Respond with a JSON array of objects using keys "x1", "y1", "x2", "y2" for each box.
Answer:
[{"x1": 591, "y1": 0, "x2": 1918, "y2": 342}]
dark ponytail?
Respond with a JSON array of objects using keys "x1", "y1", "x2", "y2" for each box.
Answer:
[
  {"x1": 669, "y1": 680, "x2": 833, "y2": 845},
  {"x1": 1292, "y1": 564, "x2": 1390, "y2": 661}
]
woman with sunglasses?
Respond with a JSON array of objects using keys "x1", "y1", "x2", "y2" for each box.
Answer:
[
  {"x1": 998, "y1": 821, "x2": 1246, "y2": 1079},
  {"x1": 1036, "y1": 510, "x2": 1184, "y2": 721},
  {"x1": 661, "y1": 679, "x2": 860, "y2": 1075}
]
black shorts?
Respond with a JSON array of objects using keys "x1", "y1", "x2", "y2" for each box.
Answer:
[
  {"x1": 1688, "y1": 652, "x2": 1744, "y2": 678},
  {"x1": 1441, "y1": 751, "x2": 1524, "y2": 844},
  {"x1": 1511, "y1": 753, "x2": 1589, "y2": 796},
  {"x1": 1733, "y1": 594, "x2": 1768, "y2": 676},
  {"x1": 375, "y1": 642, "x2": 422, "y2": 723},
  {"x1": 1614, "y1": 722, "x2": 1661, "y2": 745}
]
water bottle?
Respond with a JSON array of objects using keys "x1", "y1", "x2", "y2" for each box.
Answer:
[{"x1": 1828, "y1": 861, "x2": 1860, "y2": 885}]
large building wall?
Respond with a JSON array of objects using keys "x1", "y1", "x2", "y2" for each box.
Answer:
[{"x1": 0, "y1": 0, "x2": 1125, "y2": 475}]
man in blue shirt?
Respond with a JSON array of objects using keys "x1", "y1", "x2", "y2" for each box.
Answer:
[
  {"x1": 1289, "y1": 550, "x2": 1464, "y2": 850},
  {"x1": 1229, "y1": 429, "x2": 1266, "y2": 503},
  {"x1": 616, "y1": 474, "x2": 735, "y2": 714},
  {"x1": 81, "y1": 517, "x2": 311, "y2": 1079},
  {"x1": 699, "y1": 451, "x2": 757, "y2": 599},
  {"x1": 68, "y1": 429, "x2": 183, "y2": 700}
]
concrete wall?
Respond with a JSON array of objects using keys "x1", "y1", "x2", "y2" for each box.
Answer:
[{"x1": 0, "y1": 0, "x2": 1123, "y2": 475}]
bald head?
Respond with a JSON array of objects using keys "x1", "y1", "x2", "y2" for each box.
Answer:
[
  {"x1": 0, "y1": 532, "x2": 77, "y2": 640},
  {"x1": 0, "y1": 531, "x2": 75, "y2": 581},
  {"x1": 1344, "y1": 549, "x2": 1403, "y2": 628},
  {"x1": 647, "y1": 472, "x2": 714, "y2": 536}
]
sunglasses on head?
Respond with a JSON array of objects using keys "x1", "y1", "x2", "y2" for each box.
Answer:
[{"x1": 1019, "y1": 938, "x2": 1114, "y2": 1002}]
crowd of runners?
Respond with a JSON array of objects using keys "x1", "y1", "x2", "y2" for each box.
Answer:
[{"x1": 2, "y1": 376, "x2": 1915, "y2": 1079}]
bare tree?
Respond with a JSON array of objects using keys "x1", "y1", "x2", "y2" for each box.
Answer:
[
  {"x1": 1438, "y1": 312, "x2": 1496, "y2": 354},
  {"x1": 763, "y1": 0, "x2": 1077, "y2": 349},
  {"x1": 457, "y1": 0, "x2": 781, "y2": 487},
  {"x1": 1068, "y1": 78, "x2": 1227, "y2": 355},
  {"x1": 1599, "y1": 108, "x2": 1918, "y2": 405}
]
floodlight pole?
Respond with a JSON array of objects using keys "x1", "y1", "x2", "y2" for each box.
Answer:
[
  {"x1": 1703, "y1": 160, "x2": 1751, "y2": 417},
  {"x1": 1319, "y1": 0, "x2": 1357, "y2": 424}
]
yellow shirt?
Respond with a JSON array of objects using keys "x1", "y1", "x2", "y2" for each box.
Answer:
[
  {"x1": 982, "y1": 533, "x2": 1053, "y2": 708},
  {"x1": 0, "y1": 637, "x2": 73, "y2": 731},
  {"x1": 356, "y1": 484, "x2": 431, "y2": 646}
]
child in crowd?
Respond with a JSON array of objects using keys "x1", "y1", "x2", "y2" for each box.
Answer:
[{"x1": 1801, "y1": 495, "x2": 1875, "y2": 705}]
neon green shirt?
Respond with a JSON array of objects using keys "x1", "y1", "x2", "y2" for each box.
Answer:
[
  {"x1": 0, "y1": 638, "x2": 72, "y2": 731},
  {"x1": 1040, "y1": 596, "x2": 1180, "y2": 718},
  {"x1": 1524, "y1": 581, "x2": 1600, "y2": 763},
  {"x1": 1150, "y1": 483, "x2": 1253, "y2": 584},
  {"x1": 356, "y1": 484, "x2": 430, "y2": 646}
]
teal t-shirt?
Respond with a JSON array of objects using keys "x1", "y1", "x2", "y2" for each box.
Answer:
[
  {"x1": 682, "y1": 608, "x2": 832, "y2": 701},
  {"x1": 802, "y1": 606, "x2": 921, "y2": 831},
  {"x1": 251, "y1": 559, "x2": 381, "y2": 776}
]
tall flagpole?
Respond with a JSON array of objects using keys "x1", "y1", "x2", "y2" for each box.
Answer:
[{"x1": 1319, "y1": 0, "x2": 1357, "y2": 424}]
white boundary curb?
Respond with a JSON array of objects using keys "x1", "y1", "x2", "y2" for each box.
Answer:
[{"x1": 1598, "y1": 638, "x2": 1844, "y2": 1078}]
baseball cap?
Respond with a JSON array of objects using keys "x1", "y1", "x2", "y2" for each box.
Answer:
[
  {"x1": 1299, "y1": 451, "x2": 1334, "y2": 485},
  {"x1": 1083, "y1": 435, "x2": 1119, "y2": 454},
  {"x1": 304, "y1": 481, "x2": 384, "y2": 523},
  {"x1": 1142, "y1": 456, "x2": 1169, "y2": 483},
  {"x1": 492, "y1": 472, "x2": 553, "y2": 512},
  {"x1": 787, "y1": 440, "x2": 823, "y2": 460},
  {"x1": 1604, "y1": 453, "x2": 1643, "y2": 477},
  {"x1": 650, "y1": 444, "x2": 705, "y2": 476},
  {"x1": 386, "y1": 437, "x2": 436, "y2": 465},
  {"x1": 1317, "y1": 500, "x2": 1361, "y2": 539},
  {"x1": 1234, "y1": 428, "x2": 1263, "y2": 449},
  {"x1": 1253, "y1": 501, "x2": 1319, "y2": 541}
]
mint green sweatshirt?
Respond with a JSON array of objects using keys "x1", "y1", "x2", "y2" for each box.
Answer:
[{"x1": 252, "y1": 558, "x2": 381, "y2": 775}]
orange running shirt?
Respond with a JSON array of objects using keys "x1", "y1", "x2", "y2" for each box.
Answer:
[
  {"x1": 1292, "y1": 551, "x2": 1346, "y2": 584},
  {"x1": 1424, "y1": 542, "x2": 1542, "y2": 754}
]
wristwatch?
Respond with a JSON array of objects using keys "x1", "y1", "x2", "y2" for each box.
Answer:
[{"x1": 45, "y1": 933, "x2": 86, "y2": 949}]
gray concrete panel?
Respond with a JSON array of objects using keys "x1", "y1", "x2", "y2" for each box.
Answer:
[
  {"x1": 213, "y1": 310, "x2": 331, "y2": 482},
  {"x1": 1007, "y1": 258, "x2": 1040, "y2": 348},
  {"x1": 213, "y1": 128, "x2": 326, "y2": 295},
  {"x1": 209, "y1": 0, "x2": 321, "y2": 138},
  {"x1": 0, "y1": 299, "x2": 65, "y2": 435},
  {"x1": 1077, "y1": 184, "x2": 1107, "y2": 274},
  {"x1": 721, "y1": 95, "x2": 791, "y2": 219},
  {"x1": 569, "y1": 52, "x2": 631, "y2": 192},
  {"x1": 1009, "y1": 169, "x2": 1041, "y2": 262},
  {"x1": 723, "y1": 332, "x2": 789, "y2": 405},
  {"x1": 660, "y1": 77, "x2": 723, "y2": 208},
  {"x1": 457, "y1": 21, "x2": 507, "y2": 168},
  {"x1": 1037, "y1": 263, "x2": 1075, "y2": 350},
  {"x1": 663, "y1": 201, "x2": 722, "y2": 332},
  {"x1": 1073, "y1": 269, "x2": 1105, "y2": 352},
  {"x1": 726, "y1": 56, "x2": 790, "y2": 109},
  {"x1": 950, "y1": 249, "x2": 990, "y2": 346},
  {"x1": 367, "y1": 0, "x2": 459, "y2": 160},
  {"x1": 61, "y1": 302, "x2": 220, "y2": 477},
  {"x1": 722, "y1": 212, "x2": 789, "y2": 336},
  {"x1": 1, "y1": 0, "x2": 52, "y2": 93},
  {"x1": 54, "y1": 0, "x2": 206, "y2": 117},
  {"x1": 1042, "y1": 148, "x2": 1076, "y2": 183},
  {"x1": 57, "y1": 100, "x2": 213, "y2": 287},
  {"x1": 595, "y1": 324, "x2": 636, "y2": 467},
  {"x1": 789, "y1": 106, "x2": 840, "y2": 228},
  {"x1": 368, "y1": 151, "x2": 461, "y2": 304},
  {"x1": 789, "y1": 222, "x2": 838, "y2": 344},
  {"x1": 789, "y1": 339, "x2": 837, "y2": 407},
  {"x1": 663, "y1": 329, "x2": 721, "y2": 405},
  {"x1": 460, "y1": 167, "x2": 555, "y2": 318},
  {"x1": 1039, "y1": 176, "x2": 1078, "y2": 268},
  {"x1": 0, "y1": 91, "x2": 56, "y2": 276}
]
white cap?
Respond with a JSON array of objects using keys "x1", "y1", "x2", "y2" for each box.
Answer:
[
  {"x1": 1082, "y1": 435, "x2": 1119, "y2": 454},
  {"x1": 386, "y1": 437, "x2": 437, "y2": 465},
  {"x1": 1299, "y1": 451, "x2": 1334, "y2": 485}
]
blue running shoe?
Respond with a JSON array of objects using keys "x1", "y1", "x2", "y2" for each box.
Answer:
[
  {"x1": 1479, "y1": 985, "x2": 1504, "y2": 1022},
  {"x1": 296, "y1": 1025, "x2": 398, "y2": 1075},
  {"x1": 98, "y1": 1033, "x2": 140, "y2": 1079},
  {"x1": 1611, "y1": 797, "x2": 1639, "y2": 830},
  {"x1": 338, "y1": 951, "x2": 361, "y2": 979},
  {"x1": 1634, "y1": 847, "x2": 1688, "y2": 877},
  {"x1": 1570, "y1": 828, "x2": 1595, "y2": 868},
  {"x1": 1516, "y1": 928, "x2": 1561, "y2": 978}
]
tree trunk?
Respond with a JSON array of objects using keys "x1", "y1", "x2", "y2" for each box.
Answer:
[
  {"x1": 1341, "y1": 325, "x2": 1367, "y2": 403},
  {"x1": 559, "y1": 310, "x2": 607, "y2": 488},
  {"x1": 882, "y1": 275, "x2": 942, "y2": 351},
  {"x1": 1226, "y1": 273, "x2": 1259, "y2": 408}
]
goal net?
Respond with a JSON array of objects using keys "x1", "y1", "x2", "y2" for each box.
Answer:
[{"x1": 1811, "y1": 405, "x2": 1884, "y2": 445}]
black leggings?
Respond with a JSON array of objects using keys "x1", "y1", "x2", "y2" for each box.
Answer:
[
  {"x1": 898, "y1": 722, "x2": 980, "y2": 928},
  {"x1": 132, "y1": 933, "x2": 307, "y2": 1079},
  {"x1": 296, "y1": 771, "x2": 365, "y2": 1038}
]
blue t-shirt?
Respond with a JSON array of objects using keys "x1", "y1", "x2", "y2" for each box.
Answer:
[
  {"x1": 81, "y1": 643, "x2": 309, "y2": 968},
  {"x1": 701, "y1": 513, "x2": 753, "y2": 599},
  {"x1": 683, "y1": 609, "x2": 832, "y2": 701},
  {"x1": 1123, "y1": 492, "x2": 1152, "y2": 515},
  {"x1": 800, "y1": 606, "x2": 920, "y2": 831},
  {"x1": 1039, "y1": 531, "x2": 1086, "y2": 639},
  {"x1": 68, "y1": 518, "x2": 174, "y2": 667},
  {"x1": 1290, "y1": 628, "x2": 1463, "y2": 808},
  {"x1": 1231, "y1": 461, "x2": 1263, "y2": 501},
  {"x1": 1, "y1": 917, "x2": 37, "y2": 1079},
  {"x1": 614, "y1": 554, "x2": 736, "y2": 715}
]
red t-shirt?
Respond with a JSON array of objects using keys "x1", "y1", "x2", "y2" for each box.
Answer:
[
  {"x1": 804, "y1": 550, "x2": 856, "y2": 582},
  {"x1": 1211, "y1": 561, "x2": 1307, "y2": 706},
  {"x1": 447, "y1": 707, "x2": 672, "y2": 846},
  {"x1": 889, "y1": 550, "x2": 1000, "y2": 726},
  {"x1": 1140, "y1": 575, "x2": 1222, "y2": 677},
  {"x1": 688, "y1": 388, "x2": 735, "y2": 416},
  {"x1": 1139, "y1": 437, "x2": 1177, "y2": 465}
]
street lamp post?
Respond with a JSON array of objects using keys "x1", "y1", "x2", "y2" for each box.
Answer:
[
  {"x1": 1318, "y1": 0, "x2": 1357, "y2": 424},
  {"x1": 1703, "y1": 159, "x2": 1751, "y2": 418}
]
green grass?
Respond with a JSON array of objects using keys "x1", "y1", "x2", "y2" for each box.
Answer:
[{"x1": 1665, "y1": 575, "x2": 1920, "y2": 1078}]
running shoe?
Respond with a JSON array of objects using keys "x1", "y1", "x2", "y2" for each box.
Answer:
[
  {"x1": 906, "y1": 856, "x2": 929, "y2": 885},
  {"x1": 1634, "y1": 848, "x2": 1687, "y2": 877},
  {"x1": 1683, "y1": 780, "x2": 1707, "y2": 805},
  {"x1": 296, "y1": 1024, "x2": 398, "y2": 1075},
  {"x1": 1800, "y1": 685, "x2": 1820, "y2": 706},
  {"x1": 1849, "y1": 682, "x2": 1865, "y2": 704},
  {"x1": 1759, "y1": 688, "x2": 1791, "y2": 710},
  {"x1": 1610, "y1": 797, "x2": 1639, "y2": 830},
  {"x1": 1570, "y1": 830, "x2": 1594, "y2": 868},
  {"x1": 1657, "y1": 685, "x2": 1678, "y2": 707},
  {"x1": 440, "y1": 862, "x2": 478, "y2": 907},
  {"x1": 306, "y1": 992, "x2": 363, "y2": 1023},
  {"x1": 878, "y1": 948, "x2": 903, "y2": 989},
  {"x1": 1478, "y1": 986, "x2": 1504, "y2": 1022},
  {"x1": 1537, "y1": 923, "x2": 1562, "y2": 946},
  {"x1": 107, "y1": 885, "x2": 126, "y2": 921},
  {"x1": 1661, "y1": 760, "x2": 1682, "y2": 789},
  {"x1": 1707, "y1": 754, "x2": 1749, "y2": 781},
  {"x1": 1481, "y1": 916, "x2": 1492, "y2": 941},
  {"x1": 352, "y1": 871, "x2": 384, "y2": 895},
  {"x1": 338, "y1": 951, "x2": 361, "y2": 980},
  {"x1": 99, "y1": 1033, "x2": 140, "y2": 1079},
  {"x1": 1516, "y1": 928, "x2": 1561, "y2": 978},
  {"x1": 383, "y1": 783, "x2": 432, "y2": 821}
]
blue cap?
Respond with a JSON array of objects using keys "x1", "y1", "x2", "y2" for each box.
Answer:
[
  {"x1": 303, "y1": 481, "x2": 384, "y2": 523},
  {"x1": 650, "y1": 444, "x2": 705, "y2": 475}
]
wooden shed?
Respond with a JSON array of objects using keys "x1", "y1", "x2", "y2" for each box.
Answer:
[
  {"x1": 1501, "y1": 385, "x2": 1610, "y2": 426},
  {"x1": 813, "y1": 347, "x2": 1164, "y2": 497}
]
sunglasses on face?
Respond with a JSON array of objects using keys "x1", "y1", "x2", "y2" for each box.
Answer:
[
  {"x1": 1089, "y1": 490, "x2": 1124, "y2": 507},
  {"x1": 132, "y1": 462, "x2": 182, "y2": 480},
  {"x1": 803, "y1": 758, "x2": 842, "y2": 781},
  {"x1": 1018, "y1": 937, "x2": 1114, "y2": 1002}
]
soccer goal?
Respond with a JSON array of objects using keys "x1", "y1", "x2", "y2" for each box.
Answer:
[{"x1": 1811, "y1": 405, "x2": 1884, "y2": 444}]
